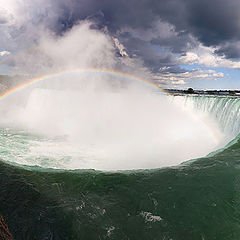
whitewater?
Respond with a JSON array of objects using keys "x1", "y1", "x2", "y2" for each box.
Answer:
[
  {"x1": 1, "y1": 93, "x2": 240, "y2": 240},
  {"x1": 0, "y1": 81, "x2": 234, "y2": 171}
]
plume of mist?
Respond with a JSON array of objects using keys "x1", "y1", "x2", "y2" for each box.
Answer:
[
  {"x1": 0, "y1": 20, "x2": 222, "y2": 170},
  {"x1": 9, "y1": 21, "x2": 116, "y2": 75}
]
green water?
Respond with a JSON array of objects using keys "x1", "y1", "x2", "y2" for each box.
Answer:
[{"x1": 1, "y1": 95, "x2": 240, "y2": 240}]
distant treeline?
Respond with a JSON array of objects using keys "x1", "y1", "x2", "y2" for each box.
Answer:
[{"x1": 165, "y1": 88, "x2": 240, "y2": 96}]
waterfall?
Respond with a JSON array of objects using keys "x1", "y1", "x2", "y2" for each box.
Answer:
[{"x1": 184, "y1": 95, "x2": 240, "y2": 137}]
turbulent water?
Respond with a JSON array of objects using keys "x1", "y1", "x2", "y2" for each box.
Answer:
[
  {"x1": 1, "y1": 94, "x2": 240, "y2": 239},
  {"x1": 0, "y1": 87, "x2": 222, "y2": 170},
  {"x1": 184, "y1": 95, "x2": 240, "y2": 137}
]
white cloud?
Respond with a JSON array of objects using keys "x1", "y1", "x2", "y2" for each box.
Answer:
[
  {"x1": 179, "y1": 52, "x2": 199, "y2": 65},
  {"x1": 152, "y1": 68, "x2": 224, "y2": 86},
  {"x1": 113, "y1": 37, "x2": 128, "y2": 57},
  {"x1": 0, "y1": 51, "x2": 10, "y2": 56},
  {"x1": 179, "y1": 45, "x2": 240, "y2": 69}
]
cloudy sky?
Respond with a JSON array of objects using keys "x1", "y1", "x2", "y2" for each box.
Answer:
[{"x1": 0, "y1": 0, "x2": 240, "y2": 89}]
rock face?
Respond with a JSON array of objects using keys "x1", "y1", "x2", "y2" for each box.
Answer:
[{"x1": 0, "y1": 215, "x2": 14, "y2": 240}]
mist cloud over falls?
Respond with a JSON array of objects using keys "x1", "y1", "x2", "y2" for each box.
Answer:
[
  {"x1": 6, "y1": 21, "x2": 118, "y2": 75},
  {"x1": 0, "y1": 15, "x2": 223, "y2": 170},
  {"x1": 0, "y1": 83, "x2": 220, "y2": 170}
]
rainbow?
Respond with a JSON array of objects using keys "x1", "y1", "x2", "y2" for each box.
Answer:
[
  {"x1": 0, "y1": 69, "x2": 221, "y2": 144},
  {"x1": 0, "y1": 68, "x2": 166, "y2": 100}
]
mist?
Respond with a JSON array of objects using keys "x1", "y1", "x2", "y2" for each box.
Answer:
[{"x1": 0, "y1": 21, "x2": 223, "y2": 170}]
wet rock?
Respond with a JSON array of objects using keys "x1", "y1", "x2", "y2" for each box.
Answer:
[{"x1": 0, "y1": 214, "x2": 14, "y2": 240}]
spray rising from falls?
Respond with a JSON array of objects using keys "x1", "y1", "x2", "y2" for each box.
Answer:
[{"x1": 0, "y1": 73, "x2": 226, "y2": 170}]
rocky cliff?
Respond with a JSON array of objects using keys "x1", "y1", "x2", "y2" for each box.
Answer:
[{"x1": 0, "y1": 215, "x2": 14, "y2": 240}]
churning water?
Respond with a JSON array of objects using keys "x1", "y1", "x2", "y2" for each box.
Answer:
[{"x1": 0, "y1": 79, "x2": 229, "y2": 170}]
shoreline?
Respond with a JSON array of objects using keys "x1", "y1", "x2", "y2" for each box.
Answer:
[{"x1": 165, "y1": 89, "x2": 240, "y2": 97}]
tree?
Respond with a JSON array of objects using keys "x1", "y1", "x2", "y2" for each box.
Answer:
[
  {"x1": 229, "y1": 91, "x2": 236, "y2": 95},
  {"x1": 185, "y1": 88, "x2": 194, "y2": 94}
]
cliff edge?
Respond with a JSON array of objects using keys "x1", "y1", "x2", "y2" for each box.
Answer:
[{"x1": 0, "y1": 215, "x2": 14, "y2": 240}]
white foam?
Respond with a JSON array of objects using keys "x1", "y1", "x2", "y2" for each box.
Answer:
[{"x1": 0, "y1": 81, "x2": 222, "y2": 170}]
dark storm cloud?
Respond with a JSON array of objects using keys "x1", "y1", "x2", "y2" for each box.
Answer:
[
  {"x1": 51, "y1": 0, "x2": 240, "y2": 60},
  {"x1": 150, "y1": 31, "x2": 197, "y2": 54},
  {"x1": 46, "y1": 1, "x2": 187, "y2": 73},
  {"x1": 23, "y1": 0, "x2": 231, "y2": 80},
  {"x1": 215, "y1": 42, "x2": 240, "y2": 59},
  {"x1": 184, "y1": 0, "x2": 240, "y2": 46},
  {"x1": 116, "y1": 33, "x2": 185, "y2": 74},
  {"x1": 1, "y1": 0, "x2": 239, "y2": 80}
]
